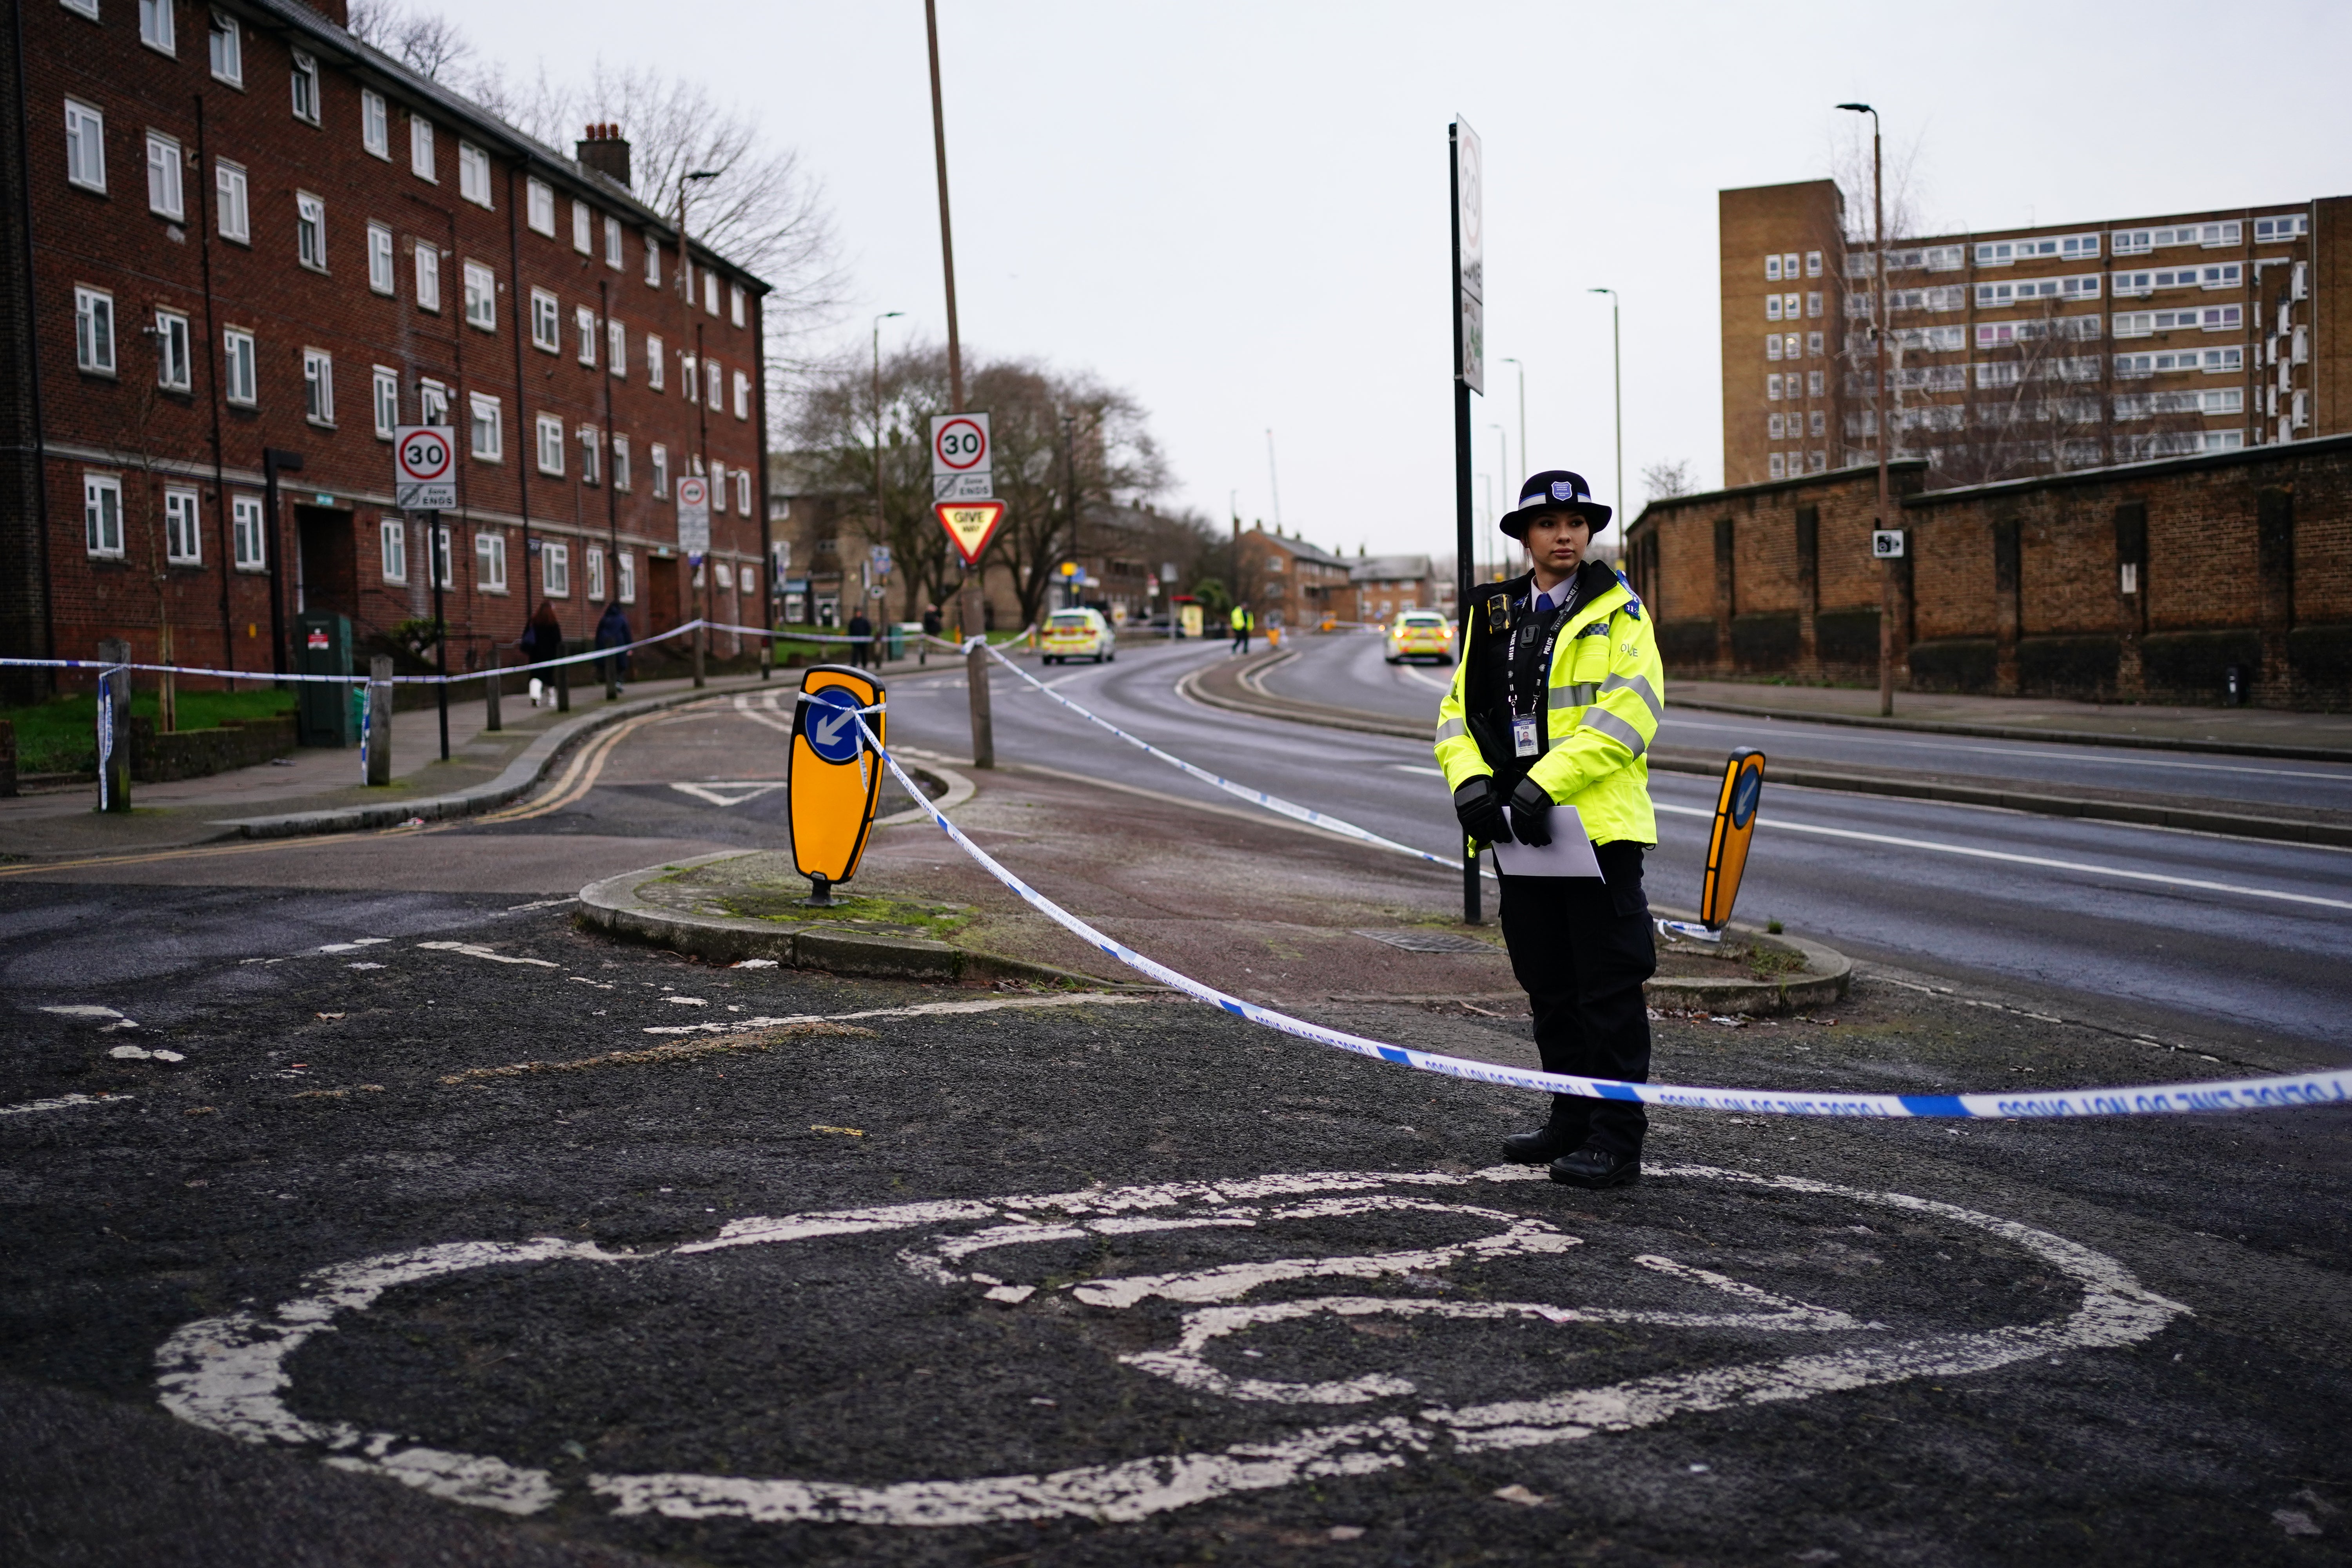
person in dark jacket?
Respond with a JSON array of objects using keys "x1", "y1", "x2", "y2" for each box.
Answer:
[
  {"x1": 921, "y1": 604, "x2": 943, "y2": 666},
  {"x1": 847, "y1": 607, "x2": 874, "y2": 670},
  {"x1": 521, "y1": 601, "x2": 565, "y2": 707},
  {"x1": 594, "y1": 601, "x2": 632, "y2": 690}
]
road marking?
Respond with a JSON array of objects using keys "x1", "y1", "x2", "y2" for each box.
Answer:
[
  {"x1": 641, "y1": 991, "x2": 1162, "y2": 1036},
  {"x1": 1661, "y1": 715, "x2": 2352, "y2": 786},
  {"x1": 1390, "y1": 764, "x2": 1446, "y2": 776},
  {"x1": 668, "y1": 781, "x2": 788, "y2": 808},
  {"x1": 0, "y1": 1092, "x2": 132, "y2": 1118},
  {"x1": 1655, "y1": 801, "x2": 2352, "y2": 912},
  {"x1": 416, "y1": 941, "x2": 562, "y2": 968},
  {"x1": 152, "y1": 1163, "x2": 2184, "y2": 1527}
]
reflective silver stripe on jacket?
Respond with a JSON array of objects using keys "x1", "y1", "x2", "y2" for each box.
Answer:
[
  {"x1": 1601, "y1": 671, "x2": 1664, "y2": 722},
  {"x1": 1547, "y1": 682, "x2": 1597, "y2": 709},
  {"x1": 1579, "y1": 706, "x2": 1648, "y2": 757},
  {"x1": 1434, "y1": 716, "x2": 1466, "y2": 742}
]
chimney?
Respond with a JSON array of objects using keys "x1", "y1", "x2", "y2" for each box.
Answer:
[{"x1": 575, "y1": 123, "x2": 632, "y2": 190}]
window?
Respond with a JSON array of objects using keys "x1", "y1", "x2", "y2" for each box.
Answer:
[
  {"x1": 409, "y1": 115, "x2": 434, "y2": 180},
  {"x1": 2255, "y1": 214, "x2": 2308, "y2": 245},
  {"x1": 164, "y1": 487, "x2": 200, "y2": 563},
  {"x1": 226, "y1": 494, "x2": 266, "y2": 568},
  {"x1": 361, "y1": 365, "x2": 397, "y2": 436},
  {"x1": 530, "y1": 289, "x2": 558, "y2": 351},
  {"x1": 643, "y1": 233, "x2": 660, "y2": 287},
  {"x1": 578, "y1": 425, "x2": 599, "y2": 485},
  {"x1": 418, "y1": 379, "x2": 447, "y2": 425},
  {"x1": 474, "y1": 529, "x2": 507, "y2": 592},
  {"x1": 1809, "y1": 410, "x2": 1825, "y2": 438},
  {"x1": 2114, "y1": 346, "x2": 2241, "y2": 377},
  {"x1": 733, "y1": 370, "x2": 750, "y2": 419},
  {"x1": 463, "y1": 260, "x2": 495, "y2": 330},
  {"x1": 1782, "y1": 253, "x2": 1798, "y2": 279},
  {"x1": 2110, "y1": 305, "x2": 2239, "y2": 338},
  {"x1": 612, "y1": 434, "x2": 630, "y2": 490},
  {"x1": 1804, "y1": 292, "x2": 1821, "y2": 319},
  {"x1": 458, "y1": 142, "x2": 490, "y2": 206},
  {"x1": 214, "y1": 158, "x2": 248, "y2": 242},
  {"x1": 359, "y1": 89, "x2": 388, "y2": 158},
  {"x1": 1785, "y1": 292, "x2": 1800, "y2": 318},
  {"x1": 526, "y1": 178, "x2": 554, "y2": 236},
  {"x1": 209, "y1": 12, "x2": 242, "y2": 83},
  {"x1": 572, "y1": 200, "x2": 591, "y2": 254},
  {"x1": 711, "y1": 461, "x2": 727, "y2": 512},
  {"x1": 618, "y1": 550, "x2": 635, "y2": 604},
  {"x1": 543, "y1": 540, "x2": 570, "y2": 597},
  {"x1": 735, "y1": 468, "x2": 752, "y2": 514},
  {"x1": 1766, "y1": 294, "x2": 1782, "y2": 321},
  {"x1": 2114, "y1": 221, "x2": 2242, "y2": 254},
  {"x1": 650, "y1": 443, "x2": 668, "y2": 497},
  {"x1": 571, "y1": 305, "x2": 594, "y2": 365},
  {"x1": 739, "y1": 563, "x2": 756, "y2": 603},
  {"x1": 1765, "y1": 334, "x2": 1782, "y2": 361},
  {"x1": 607, "y1": 319, "x2": 625, "y2": 375},
  {"x1": 536, "y1": 413, "x2": 564, "y2": 474},
  {"x1": 302, "y1": 348, "x2": 333, "y2": 424},
  {"x1": 379, "y1": 517, "x2": 410, "y2": 583},
  {"x1": 646, "y1": 332, "x2": 664, "y2": 388},
  {"x1": 1974, "y1": 316, "x2": 2103, "y2": 348},
  {"x1": 1975, "y1": 233, "x2": 2099, "y2": 266},
  {"x1": 367, "y1": 222, "x2": 394, "y2": 293},
  {"x1": 429, "y1": 523, "x2": 451, "y2": 586},
  {"x1": 1783, "y1": 334, "x2": 1799, "y2": 360},
  {"x1": 2112, "y1": 388, "x2": 2243, "y2": 420},
  {"x1": 713, "y1": 563, "x2": 732, "y2": 591},
  {"x1": 84, "y1": 473, "x2": 123, "y2": 556},
  {"x1": 680, "y1": 352, "x2": 695, "y2": 398},
  {"x1": 146, "y1": 131, "x2": 184, "y2": 218},
  {"x1": 1806, "y1": 331, "x2": 1824, "y2": 358},
  {"x1": 222, "y1": 327, "x2": 254, "y2": 403},
  {"x1": 470, "y1": 393, "x2": 501, "y2": 459},
  {"x1": 65, "y1": 100, "x2": 105, "y2": 192},
  {"x1": 1975, "y1": 274, "x2": 2101, "y2": 309},
  {"x1": 290, "y1": 50, "x2": 319, "y2": 125},
  {"x1": 706, "y1": 358, "x2": 722, "y2": 409},
  {"x1": 296, "y1": 191, "x2": 325, "y2": 270},
  {"x1": 1766, "y1": 372, "x2": 1783, "y2": 400},
  {"x1": 604, "y1": 214, "x2": 622, "y2": 269},
  {"x1": 74, "y1": 287, "x2": 114, "y2": 373},
  {"x1": 1765, "y1": 255, "x2": 1782, "y2": 281},
  {"x1": 704, "y1": 270, "x2": 719, "y2": 316},
  {"x1": 1805, "y1": 250, "x2": 1822, "y2": 277},
  {"x1": 140, "y1": 0, "x2": 174, "y2": 51},
  {"x1": 1768, "y1": 453, "x2": 1786, "y2": 480},
  {"x1": 586, "y1": 546, "x2": 605, "y2": 600},
  {"x1": 155, "y1": 309, "x2": 191, "y2": 390},
  {"x1": 414, "y1": 241, "x2": 439, "y2": 311},
  {"x1": 730, "y1": 283, "x2": 745, "y2": 326},
  {"x1": 1807, "y1": 369, "x2": 1824, "y2": 398}
]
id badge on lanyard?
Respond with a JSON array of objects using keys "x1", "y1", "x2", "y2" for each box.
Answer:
[{"x1": 1512, "y1": 717, "x2": 1539, "y2": 758}]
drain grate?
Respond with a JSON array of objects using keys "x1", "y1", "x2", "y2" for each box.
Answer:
[{"x1": 1353, "y1": 928, "x2": 1497, "y2": 955}]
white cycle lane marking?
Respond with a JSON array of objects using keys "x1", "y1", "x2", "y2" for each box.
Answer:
[{"x1": 153, "y1": 1163, "x2": 2187, "y2": 1527}]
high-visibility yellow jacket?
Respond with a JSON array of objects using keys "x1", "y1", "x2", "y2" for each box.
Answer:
[
  {"x1": 1230, "y1": 606, "x2": 1252, "y2": 630},
  {"x1": 1434, "y1": 564, "x2": 1662, "y2": 845}
]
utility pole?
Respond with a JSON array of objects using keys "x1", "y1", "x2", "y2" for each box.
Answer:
[
  {"x1": 928, "y1": 0, "x2": 989, "y2": 764},
  {"x1": 1500, "y1": 356, "x2": 1526, "y2": 485},
  {"x1": 1586, "y1": 289, "x2": 1622, "y2": 563},
  {"x1": 1265, "y1": 429, "x2": 1281, "y2": 530},
  {"x1": 678, "y1": 166, "x2": 720, "y2": 688},
  {"x1": 1449, "y1": 118, "x2": 1482, "y2": 925},
  {"x1": 872, "y1": 309, "x2": 903, "y2": 569},
  {"x1": 1839, "y1": 103, "x2": 1895, "y2": 716}
]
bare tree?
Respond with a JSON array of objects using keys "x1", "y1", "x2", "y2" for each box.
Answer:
[
  {"x1": 347, "y1": 0, "x2": 474, "y2": 80},
  {"x1": 1641, "y1": 459, "x2": 1694, "y2": 502},
  {"x1": 1826, "y1": 120, "x2": 1933, "y2": 250}
]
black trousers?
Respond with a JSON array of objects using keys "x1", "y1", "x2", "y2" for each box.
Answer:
[{"x1": 1496, "y1": 839, "x2": 1657, "y2": 1157}]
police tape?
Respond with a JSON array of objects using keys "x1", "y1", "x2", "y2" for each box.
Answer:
[
  {"x1": 854, "y1": 715, "x2": 2348, "y2": 1120},
  {"x1": 0, "y1": 622, "x2": 704, "y2": 687},
  {"x1": 975, "y1": 640, "x2": 1485, "y2": 878}
]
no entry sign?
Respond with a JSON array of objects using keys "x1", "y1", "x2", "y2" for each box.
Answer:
[
  {"x1": 393, "y1": 426, "x2": 456, "y2": 510},
  {"x1": 676, "y1": 475, "x2": 711, "y2": 558},
  {"x1": 930, "y1": 412, "x2": 992, "y2": 501}
]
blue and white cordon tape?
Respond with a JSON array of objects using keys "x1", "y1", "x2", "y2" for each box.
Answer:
[{"x1": 857, "y1": 715, "x2": 2348, "y2": 1120}]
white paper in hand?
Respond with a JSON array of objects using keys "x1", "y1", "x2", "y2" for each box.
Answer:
[{"x1": 1490, "y1": 805, "x2": 1604, "y2": 877}]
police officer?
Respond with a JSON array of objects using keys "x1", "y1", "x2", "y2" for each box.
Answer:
[
  {"x1": 1230, "y1": 601, "x2": 1254, "y2": 654},
  {"x1": 1434, "y1": 471, "x2": 1664, "y2": 1189}
]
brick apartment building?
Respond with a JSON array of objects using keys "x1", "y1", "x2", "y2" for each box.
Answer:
[
  {"x1": 0, "y1": 0, "x2": 771, "y2": 701},
  {"x1": 1347, "y1": 553, "x2": 1437, "y2": 623},
  {"x1": 1721, "y1": 180, "x2": 2347, "y2": 493},
  {"x1": 1234, "y1": 525, "x2": 1353, "y2": 628}
]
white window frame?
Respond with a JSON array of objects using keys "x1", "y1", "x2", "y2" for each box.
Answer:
[
  {"x1": 603, "y1": 214, "x2": 622, "y2": 269},
  {"x1": 209, "y1": 11, "x2": 243, "y2": 85},
  {"x1": 154, "y1": 308, "x2": 191, "y2": 390},
  {"x1": 607, "y1": 318, "x2": 625, "y2": 376},
  {"x1": 74, "y1": 286, "x2": 114, "y2": 374},
  {"x1": 371, "y1": 365, "x2": 398, "y2": 437},
  {"x1": 735, "y1": 468, "x2": 752, "y2": 514},
  {"x1": 680, "y1": 352, "x2": 695, "y2": 399},
  {"x1": 1765, "y1": 294, "x2": 1782, "y2": 321},
  {"x1": 1766, "y1": 372, "x2": 1783, "y2": 400},
  {"x1": 733, "y1": 369, "x2": 750, "y2": 419},
  {"x1": 704, "y1": 270, "x2": 719, "y2": 316},
  {"x1": 302, "y1": 348, "x2": 334, "y2": 425},
  {"x1": 2254, "y1": 214, "x2": 2308, "y2": 245},
  {"x1": 83, "y1": 473, "x2": 124, "y2": 557},
  {"x1": 463, "y1": 259, "x2": 495, "y2": 330},
  {"x1": 586, "y1": 545, "x2": 605, "y2": 601},
  {"x1": 575, "y1": 305, "x2": 597, "y2": 366},
  {"x1": 618, "y1": 550, "x2": 636, "y2": 604},
  {"x1": 418, "y1": 379, "x2": 447, "y2": 426},
  {"x1": 571, "y1": 200, "x2": 592, "y2": 255},
  {"x1": 474, "y1": 529, "x2": 507, "y2": 594},
  {"x1": 139, "y1": 0, "x2": 175, "y2": 53},
  {"x1": 367, "y1": 221, "x2": 394, "y2": 294},
  {"x1": 612, "y1": 434, "x2": 630, "y2": 491},
  {"x1": 543, "y1": 539, "x2": 570, "y2": 598},
  {"x1": 650, "y1": 442, "x2": 669, "y2": 498},
  {"x1": 710, "y1": 461, "x2": 726, "y2": 513},
  {"x1": 1807, "y1": 369, "x2": 1824, "y2": 398},
  {"x1": 146, "y1": 131, "x2": 184, "y2": 218},
  {"x1": 1806, "y1": 331, "x2": 1824, "y2": 357},
  {"x1": 1768, "y1": 453, "x2": 1786, "y2": 481},
  {"x1": 232, "y1": 494, "x2": 266, "y2": 569},
  {"x1": 361, "y1": 89, "x2": 388, "y2": 158},
  {"x1": 470, "y1": 393, "x2": 502, "y2": 460},
  {"x1": 1765, "y1": 255, "x2": 1782, "y2": 281},
  {"x1": 289, "y1": 50, "x2": 319, "y2": 125},
  {"x1": 430, "y1": 523, "x2": 452, "y2": 588},
  {"x1": 65, "y1": 99, "x2": 105, "y2": 193},
  {"x1": 1765, "y1": 334, "x2": 1782, "y2": 361},
  {"x1": 578, "y1": 425, "x2": 600, "y2": 485},
  {"x1": 526, "y1": 178, "x2": 554, "y2": 236},
  {"x1": 295, "y1": 191, "x2": 325, "y2": 271},
  {"x1": 164, "y1": 486, "x2": 201, "y2": 563},
  {"x1": 458, "y1": 142, "x2": 491, "y2": 207},
  {"x1": 214, "y1": 158, "x2": 249, "y2": 243},
  {"x1": 222, "y1": 326, "x2": 255, "y2": 404},
  {"x1": 408, "y1": 115, "x2": 435, "y2": 181},
  {"x1": 379, "y1": 517, "x2": 407, "y2": 583},
  {"x1": 1804, "y1": 250, "x2": 1822, "y2": 277},
  {"x1": 643, "y1": 233, "x2": 660, "y2": 287},
  {"x1": 414, "y1": 241, "x2": 439, "y2": 312},
  {"x1": 646, "y1": 332, "x2": 664, "y2": 389},
  {"x1": 530, "y1": 288, "x2": 559, "y2": 352},
  {"x1": 730, "y1": 283, "x2": 745, "y2": 326},
  {"x1": 706, "y1": 358, "x2": 722, "y2": 410},
  {"x1": 535, "y1": 413, "x2": 564, "y2": 475}
]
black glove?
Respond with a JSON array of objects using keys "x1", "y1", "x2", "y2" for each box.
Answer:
[
  {"x1": 1508, "y1": 775, "x2": 1556, "y2": 847},
  {"x1": 1452, "y1": 779, "x2": 1513, "y2": 846}
]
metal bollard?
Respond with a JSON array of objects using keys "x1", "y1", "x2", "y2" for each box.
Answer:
[
  {"x1": 555, "y1": 646, "x2": 571, "y2": 712},
  {"x1": 364, "y1": 656, "x2": 393, "y2": 785},
  {"x1": 960, "y1": 584, "x2": 994, "y2": 769},
  {"x1": 483, "y1": 654, "x2": 502, "y2": 733}
]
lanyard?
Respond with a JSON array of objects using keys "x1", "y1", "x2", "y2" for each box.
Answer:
[{"x1": 1503, "y1": 579, "x2": 1577, "y2": 723}]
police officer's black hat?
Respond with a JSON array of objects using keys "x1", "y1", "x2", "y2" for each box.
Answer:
[{"x1": 1499, "y1": 470, "x2": 1612, "y2": 540}]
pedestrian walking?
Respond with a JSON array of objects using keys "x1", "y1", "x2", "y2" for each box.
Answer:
[
  {"x1": 847, "y1": 607, "x2": 874, "y2": 670},
  {"x1": 1229, "y1": 601, "x2": 1253, "y2": 654},
  {"x1": 921, "y1": 603, "x2": 943, "y2": 666},
  {"x1": 594, "y1": 600, "x2": 633, "y2": 691},
  {"x1": 1434, "y1": 470, "x2": 1663, "y2": 1190},
  {"x1": 521, "y1": 601, "x2": 565, "y2": 704}
]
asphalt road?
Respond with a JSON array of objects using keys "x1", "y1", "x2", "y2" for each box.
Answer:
[{"x1": 884, "y1": 639, "x2": 2352, "y2": 1054}]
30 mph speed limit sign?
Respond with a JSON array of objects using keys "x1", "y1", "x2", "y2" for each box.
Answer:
[
  {"x1": 392, "y1": 426, "x2": 456, "y2": 511},
  {"x1": 930, "y1": 412, "x2": 992, "y2": 501}
]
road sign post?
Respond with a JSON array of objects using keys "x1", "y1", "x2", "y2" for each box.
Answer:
[
  {"x1": 788, "y1": 665, "x2": 886, "y2": 904},
  {"x1": 935, "y1": 499, "x2": 1008, "y2": 770},
  {"x1": 929, "y1": 412, "x2": 992, "y2": 500},
  {"x1": 391, "y1": 429, "x2": 456, "y2": 756},
  {"x1": 1450, "y1": 116, "x2": 1483, "y2": 925},
  {"x1": 677, "y1": 476, "x2": 711, "y2": 687}
]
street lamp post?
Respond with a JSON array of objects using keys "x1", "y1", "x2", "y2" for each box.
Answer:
[
  {"x1": 871, "y1": 310, "x2": 904, "y2": 613},
  {"x1": 1488, "y1": 423, "x2": 1510, "y2": 576},
  {"x1": 1838, "y1": 102, "x2": 1895, "y2": 716},
  {"x1": 1499, "y1": 356, "x2": 1525, "y2": 482},
  {"x1": 678, "y1": 166, "x2": 720, "y2": 688},
  {"x1": 1586, "y1": 289, "x2": 1622, "y2": 564}
]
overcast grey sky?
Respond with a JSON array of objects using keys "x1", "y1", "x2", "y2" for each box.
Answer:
[{"x1": 461, "y1": 0, "x2": 2350, "y2": 558}]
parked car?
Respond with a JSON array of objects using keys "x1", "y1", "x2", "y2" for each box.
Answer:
[
  {"x1": 1042, "y1": 608, "x2": 1116, "y2": 665},
  {"x1": 1385, "y1": 609, "x2": 1455, "y2": 664}
]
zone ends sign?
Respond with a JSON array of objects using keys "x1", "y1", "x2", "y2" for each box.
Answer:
[
  {"x1": 934, "y1": 499, "x2": 1008, "y2": 567},
  {"x1": 392, "y1": 426, "x2": 456, "y2": 511},
  {"x1": 929, "y1": 412, "x2": 993, "y2": 501}
]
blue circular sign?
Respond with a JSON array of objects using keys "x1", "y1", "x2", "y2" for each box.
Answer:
[
  {"x1": 1730, "y1": 768, "x2": 1762, "y2": 829},
  {"x1": 803, "y1": 687, "x2": 866, "y2": 765}
]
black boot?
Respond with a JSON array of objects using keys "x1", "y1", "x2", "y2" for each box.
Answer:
[
  {"x1": 1501, "y1": 1124, "x2": 1584, "y2": 1164},
  {"x1": 1549, "y1": 1145, "x2": 1641, "y2": 1189}
]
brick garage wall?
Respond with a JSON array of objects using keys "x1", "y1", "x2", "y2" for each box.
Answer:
[{"x1": 1625, "y1": 435, "x2": 2352, "y2": 709}]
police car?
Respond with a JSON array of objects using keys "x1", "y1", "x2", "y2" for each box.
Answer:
[
  {"x1": 1042, "y1": 608, "x2": 1116, "y2": 665},
  {"x1": 1384, "y1": 609, "x2": 1455, "y2": 665}
]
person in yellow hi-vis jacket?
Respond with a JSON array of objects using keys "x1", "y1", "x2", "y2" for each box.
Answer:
[{"x1": 1435, "y1": 470, "x2": 1663, "y2": 1189}]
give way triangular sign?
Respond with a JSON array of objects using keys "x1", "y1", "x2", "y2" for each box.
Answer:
[{"x1": 934, "y1": 499, "x2": 1008, "y2": 567}]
